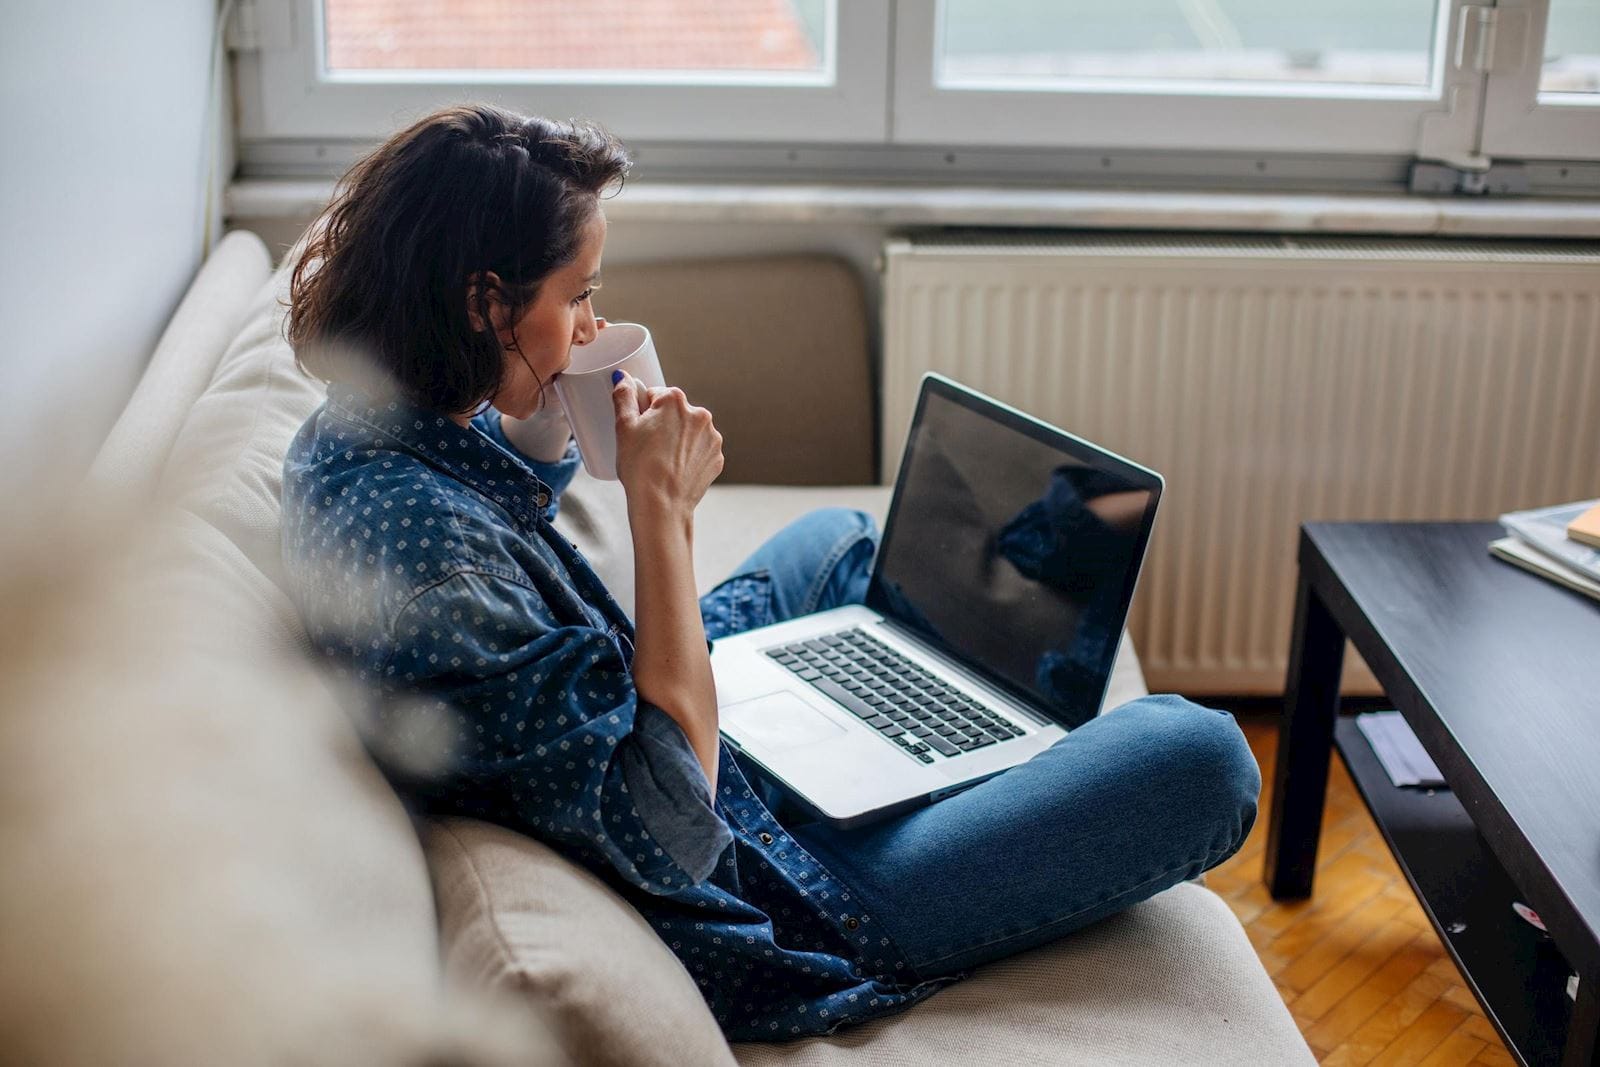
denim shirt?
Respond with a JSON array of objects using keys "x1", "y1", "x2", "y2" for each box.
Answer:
[{"x1": 280, "y1": 383, "x2": 947, "y2": 1041}]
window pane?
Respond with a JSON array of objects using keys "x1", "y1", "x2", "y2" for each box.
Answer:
[
  {"x1": 938, "y1": 0, "x2": 1439, "y2": 90},
  {"x1": 324, "y1": 0, "x2": 830, "y2": 76},
  {"x1": 1541, "y1": 0, "x2": 1600, "y2": 97}
]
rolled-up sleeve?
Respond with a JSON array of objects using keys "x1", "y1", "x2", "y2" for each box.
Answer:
[{"x1": 381, "y1": 569, "x2": 732, "y2": 894}]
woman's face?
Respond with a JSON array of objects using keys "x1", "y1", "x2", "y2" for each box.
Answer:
[{"x1": 490, "y1": 210, "x2": 607, "y2": 419}]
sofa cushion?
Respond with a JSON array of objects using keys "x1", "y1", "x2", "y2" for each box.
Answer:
[
  {"x1": 421, "y1": 818, "x2": 1308, "y2": 1067},
  {"x1": 157, "y1": 253, "x2": 327, "y2": 593},
  {"x1": 0, "y1": 507, "x2": 550, "y2": 1066},
  {"x1": 424, "y1": 817, "x2": 738, "y2": 1067},
  {"x1": 729, "y1": 881, "x2": 1313, "y2": 1066},
  {"x1": 67, "y1": 244, "x2": 542, "y2": 1061},
  {"x1": 87, "y1": 230, "x2": 272, "y2": 508},
  {"x1": 597, "y1": 255, "x2": 874, "y2": 485}
]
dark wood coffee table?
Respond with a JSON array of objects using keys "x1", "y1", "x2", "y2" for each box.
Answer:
[{"x1": 1263, "y1": 522, "x2": 1599, "y2": 1067}]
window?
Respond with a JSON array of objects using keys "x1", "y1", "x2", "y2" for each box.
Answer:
[
  {"x1": 234, "y1": 0, "x2": 1598, "y2": 173},
  {"x1": 1539, "y1": 0, "x2": 1600, "y2": 93},
  {"x1": 240, "y1": 0, "x2": 889, "y2": 142},
  {"x1": 893, "y1": 0, "x2": 1490, "y2": 156},
  {"x1": 321, "y1": 0, "x2": 831, "y2": 80},
  {"x1": 934, "y1": 0, "x2": 1440, "y2": 90},
  {"x1": 1479, "y1": 0, "x2": 1600, "y2": 159}
]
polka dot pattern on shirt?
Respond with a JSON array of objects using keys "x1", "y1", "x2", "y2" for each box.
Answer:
[{"x1": 280, "y1": 382, "x2": 949, "y2": 1041}]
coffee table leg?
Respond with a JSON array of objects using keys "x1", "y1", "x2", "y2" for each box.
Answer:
[
  {"x1": 1265, "y1": 571, "x2": 1346, "y2": 899},
  {"x1": 1566, "y1": 971, "x2": 1599, "y2": 1067}
]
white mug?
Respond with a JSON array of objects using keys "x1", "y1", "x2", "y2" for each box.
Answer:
[{"x1": 552, "y1": 323, "x2": 664, "y2": 481}]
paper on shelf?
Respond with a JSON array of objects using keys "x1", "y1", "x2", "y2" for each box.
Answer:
[{"x1": 1354, "y1": 711, "x2": 1446, "y2": 789}]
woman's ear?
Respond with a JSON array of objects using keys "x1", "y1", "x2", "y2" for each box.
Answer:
[{"x1": 465, "y1": 270, "x2": 506, "y2": 334}]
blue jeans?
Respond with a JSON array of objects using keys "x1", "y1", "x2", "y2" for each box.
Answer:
[{"x1": 699, "y1": 507, "x2": 1261, "y2": 982}]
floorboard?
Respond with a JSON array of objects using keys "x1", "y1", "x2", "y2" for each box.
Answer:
[{"x1": 1206, "y1": 710, "x2": 1510, "y2": 1066}]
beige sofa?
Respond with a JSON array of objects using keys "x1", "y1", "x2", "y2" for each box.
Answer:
[{"x1": 24, "y1": 229, "x2": 1312, "y2": 1065}]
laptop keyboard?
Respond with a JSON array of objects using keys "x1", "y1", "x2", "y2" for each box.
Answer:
[{"x1": 763, "y1": 628, "x2": 1026, "y2": 764}]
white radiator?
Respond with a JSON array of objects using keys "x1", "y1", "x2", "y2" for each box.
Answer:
[{"x1": 881, "y1": 233, "x2": 1600, "y2": 695}]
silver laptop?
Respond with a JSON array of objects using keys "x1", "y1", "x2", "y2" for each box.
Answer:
[{"x1": 712, "y1": 374, "x2": 1163, "y2": 828}]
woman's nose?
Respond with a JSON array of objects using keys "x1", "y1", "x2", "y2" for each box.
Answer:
[{"x1": 573, "y1": 308, "x2": 599, "y2": 347}]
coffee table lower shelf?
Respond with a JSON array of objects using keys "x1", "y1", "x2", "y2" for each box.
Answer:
[{"x1": 1332, "y1": 716, "x2": 1575, "y2": 1067}]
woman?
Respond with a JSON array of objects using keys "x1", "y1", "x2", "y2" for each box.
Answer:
[{"x1": 281, "y1": 104, "x2": 1260, "y2": 1042}]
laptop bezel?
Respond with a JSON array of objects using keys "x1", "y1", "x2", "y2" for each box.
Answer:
[{"x1": 863, "y1": 373, "x2": 1164, "y2": 729}]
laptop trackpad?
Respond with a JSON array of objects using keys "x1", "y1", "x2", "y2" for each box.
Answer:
[{"x1": 725, "y1": 692, "x2": 846, "y2": 751}]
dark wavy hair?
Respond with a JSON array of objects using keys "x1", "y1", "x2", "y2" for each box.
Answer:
[{"x1": 287, "y1": 104, "x2": 630, "y2": 415}]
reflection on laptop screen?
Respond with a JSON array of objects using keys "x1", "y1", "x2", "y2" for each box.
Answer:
[{"x1": 867, "y1": 386, "x2": 1157, "y2": 729}]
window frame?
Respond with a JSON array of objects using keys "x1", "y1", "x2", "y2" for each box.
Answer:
[
  {"x1": 891, "y1": 0, "x2": 1483, "y2": 159},
  {"x1": 237, "y1": 0, "x2": 891, "y2": 143},
  {"x1": 233, "y1": 0, "x2": 1598, "y2": 177},
  {"x1": 1478, "y1": 0, "x2": 1600, "y2": 159}
]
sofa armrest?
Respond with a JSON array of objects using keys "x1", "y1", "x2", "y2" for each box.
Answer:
[{"x1": 86, "y1": 230, "x2": 272, "y2": 505}]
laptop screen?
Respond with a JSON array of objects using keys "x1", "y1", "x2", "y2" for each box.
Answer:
[{"x1": 865, "y1": 377, "x2": 1161, "y2": 729}]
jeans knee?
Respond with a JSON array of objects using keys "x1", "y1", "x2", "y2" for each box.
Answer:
[
  {"x1": 1112, "y1": 695, "x2": 1261, "y2": 858},
  {"x1": 829, "y1": 509, "x2": 878, "y2": 601},
  {"x1": 1180, "y1": 699, "x2": 1259, "y2": 856},
  {"x1": 771, "y1": 508, "x2": 876, "y2": 617},
  {"x1": 809, "y1": 507, "x2": 878, "y2": 545}
]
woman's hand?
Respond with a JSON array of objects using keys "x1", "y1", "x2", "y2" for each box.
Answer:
[{"x1": 610, "y1": 371, "x2": 724, "y2": 519}]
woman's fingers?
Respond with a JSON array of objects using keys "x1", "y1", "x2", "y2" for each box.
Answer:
[
  {"x1": 613, "y1": 378, "x2": 724, "y2": 505},
  {"x1": 611, "y1": 371, "x2": 652, "y2": 416},
  {"x1": 611, "y1": 372, "x2": 641, "y2": 426},
  {"x1": 640, "y1": 384, "x2": 684, "y2": 410}
]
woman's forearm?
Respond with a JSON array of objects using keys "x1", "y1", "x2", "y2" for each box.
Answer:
[{"x1": 627, "y1": 495, "x2": 719, "y2": 791}]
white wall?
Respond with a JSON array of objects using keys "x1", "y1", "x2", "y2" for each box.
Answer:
[{"x1": 0, "y1": 0, "x2": 219, "y2": 486}]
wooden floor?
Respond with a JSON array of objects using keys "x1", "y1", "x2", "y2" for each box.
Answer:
[{"x1": 1206, "y1": 714, "x2": 1516, "y2": 1066}]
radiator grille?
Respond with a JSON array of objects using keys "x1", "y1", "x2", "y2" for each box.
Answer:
[{"x1": 881, "y1": 235, "x2": 1600, "y2": 694}]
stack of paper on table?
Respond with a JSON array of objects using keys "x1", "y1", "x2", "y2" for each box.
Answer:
[
  {"x1": 1568, "y1": 502, "x2": 1600, "y2": 549},
  {"x1": 1490, "y1": 537, "x2": 1600, "y2": 602},
  {"x1": 1494, "y1": 499, "x2": 1600, "y2": 604}
]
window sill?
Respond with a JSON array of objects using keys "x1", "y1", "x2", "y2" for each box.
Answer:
[{"x1": 226, "y1": 178, "x2": 1600, "y2": 239}]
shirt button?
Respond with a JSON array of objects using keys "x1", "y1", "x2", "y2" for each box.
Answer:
[
  {"x1": 844, "y1": 917, "x2": 860, "y2": 930},
  {"x1": 536, "y1": 493, "x2": 549, "y2": 508},
  {"x1": 758, "y1": 832, "x2": 775, "y2": 846}
]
